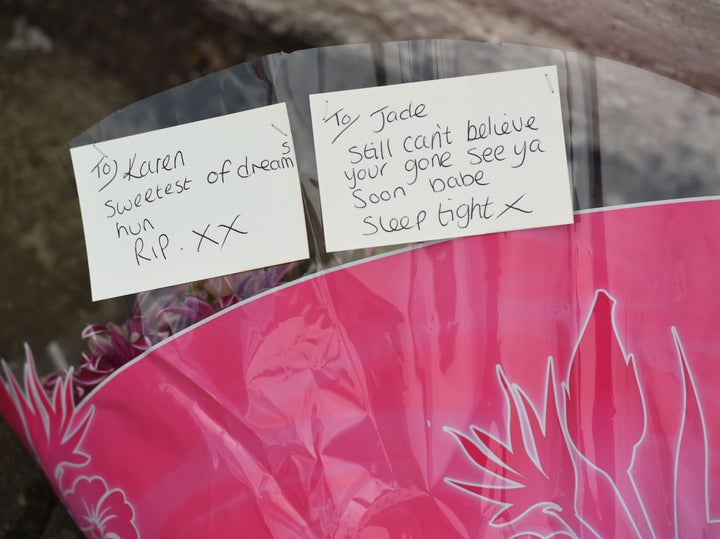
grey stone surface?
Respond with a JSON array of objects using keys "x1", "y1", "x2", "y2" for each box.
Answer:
[
  {"x1": 207, "y1": 0, "x2": 720, "y2": 96},
  {"x1": 485, "y1": 0, "x2": 720, "y2": 96}
]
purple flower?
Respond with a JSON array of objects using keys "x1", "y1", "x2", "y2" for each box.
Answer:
[{"x1": 43, "y1": 264, "x2": 296, "y2": 402}]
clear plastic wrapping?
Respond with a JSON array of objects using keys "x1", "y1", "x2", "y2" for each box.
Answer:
[{"x1": 2, "y1": 40, "x2": 720, "y2": 537}]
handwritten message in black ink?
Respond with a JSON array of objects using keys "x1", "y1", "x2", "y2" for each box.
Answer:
[
  {"x1": 309, "y1": 66, "x2": 573, "y2": 252},
  {"x1": 70, "y1": 104, "x2": 308, "y2": 301}
]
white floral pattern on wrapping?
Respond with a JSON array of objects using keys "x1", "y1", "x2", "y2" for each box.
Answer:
[
  {"x1": 64, "y1": 476, "x2": 140, "y2": 539},
  {"x1": 0, "y1": 349, "x2": 140, "y2": 538}
]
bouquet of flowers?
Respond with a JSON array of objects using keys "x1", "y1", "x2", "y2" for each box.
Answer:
[{"x1": 2, "y1": 40, "x2": 719, "y2": 538}]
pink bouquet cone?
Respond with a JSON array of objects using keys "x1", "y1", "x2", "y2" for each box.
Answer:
[{"x1": 2, "y1": 199, "x2": 719, "y2": 537}]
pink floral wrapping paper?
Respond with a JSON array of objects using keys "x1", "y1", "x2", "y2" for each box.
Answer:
[{"x1": 2, "y1": 199, "x2": 719, "y2": 537}]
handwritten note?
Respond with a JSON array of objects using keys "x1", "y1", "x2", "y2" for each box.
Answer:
[
  {"x1": 309, "y1": 66, "x2": 573, "y2": 252},
  {"x1": 70, "y1": 103, "x2": 308, "y2": 301}
]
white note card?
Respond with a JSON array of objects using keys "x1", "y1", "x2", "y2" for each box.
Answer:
[
  {"x1": 309, "y1": 66, "x2": 573, "y2": 252},
  {"x1": 70, "y1": 103, "x2": 308, "y2": 301}
]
